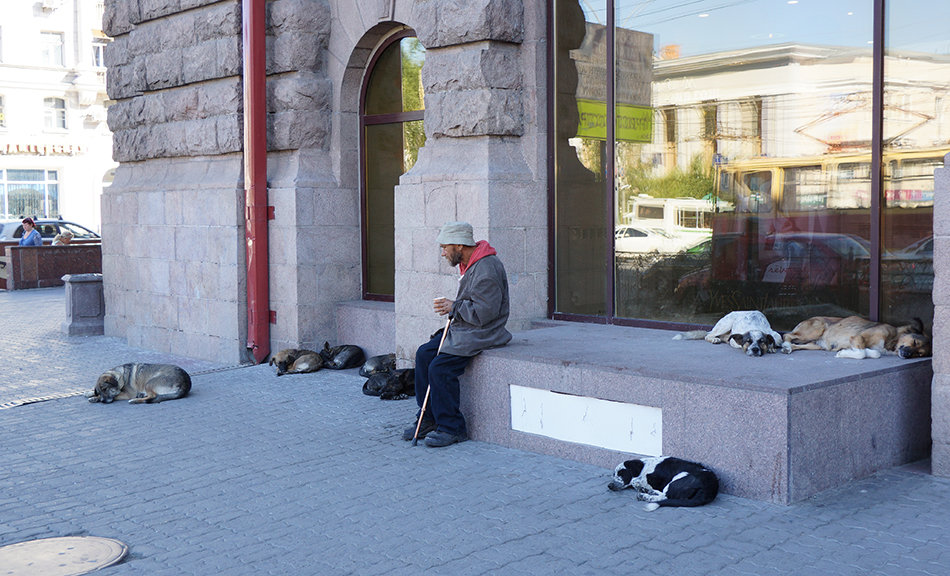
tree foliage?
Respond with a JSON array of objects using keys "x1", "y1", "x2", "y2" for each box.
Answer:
[{"x1": 624, "y1": 156, "x2": 715, "y2": 200}]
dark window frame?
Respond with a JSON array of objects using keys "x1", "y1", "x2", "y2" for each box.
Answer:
[
  {"x1": 359, "y1": 29, "x2": 422, "y2": 302},
  {"x1": 547, "y1": 0, "x2": 892, "y2": 327}
]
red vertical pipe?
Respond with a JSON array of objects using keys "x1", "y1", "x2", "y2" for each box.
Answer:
[{"x1": 243, "y1": 0, "x2": 270, "y2": 363}]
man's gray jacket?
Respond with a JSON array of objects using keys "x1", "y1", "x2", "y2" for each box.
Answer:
[{"x1": 443, "y1": 253, "x2": 511, "y2": 357}]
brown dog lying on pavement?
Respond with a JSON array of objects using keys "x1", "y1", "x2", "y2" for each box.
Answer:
[
  {"x1": 781, "y1": 316, "x2": 931, "y2": 360},
  {"x1": 86, "y1": 363, "x2": 192, "y2": 404},
  {"x1": 269, "y1": 349, "x2": 324, "y2": 376}
]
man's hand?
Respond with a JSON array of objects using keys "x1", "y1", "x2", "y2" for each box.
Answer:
[{"x1": 433, "y1": 297, "x2": 454, "y2": 316}]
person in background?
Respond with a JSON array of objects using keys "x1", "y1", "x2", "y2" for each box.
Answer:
[
  {"x1": 18, "y1": 218, "x2": 43, "y2": 247},
  {"x1": 52, "y1": 230, "x2": 74, "y2": 246}
]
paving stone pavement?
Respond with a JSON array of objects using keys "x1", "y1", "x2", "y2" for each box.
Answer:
[{"x1": 3, "y1": 287, "x2": 950, "y2": 575}]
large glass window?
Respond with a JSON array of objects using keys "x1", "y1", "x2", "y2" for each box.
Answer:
[
  {"x1": 880, "y1": 3, "x2": 949, "y2": 329},
  {"x1": 361, "y1": 34, "x2": 426, "y2": 299},
  {"x1": 1, "y1": 169, "x2": 60, "y2": 219},
  {"x1": 553, "y1": 0, "x2": 947, "y2": 330},
  {"x1": 553, "y1": 0, "x2": 609, "y2": 316}
]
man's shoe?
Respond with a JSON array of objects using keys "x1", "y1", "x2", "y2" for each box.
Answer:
[
  {"x1": 423, "y1": 430, "x2": 468, "y2": 447},
  {"x1": 402, "y1": 418, "x2": 436, "y2": 441}
]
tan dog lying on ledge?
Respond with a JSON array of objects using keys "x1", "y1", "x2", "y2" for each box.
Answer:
[{"x1": 781, "y1": 316, "x2": 931, "y2": 359}]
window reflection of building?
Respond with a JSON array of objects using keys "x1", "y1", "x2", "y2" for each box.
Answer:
[
  {"x1": 553, "y1": 0, "x2": 609, "y2": 317},
  {"x1": 553, "y1": 0, "x2": 948, "y2": 330},
  {"x1": 882, "y1": 8, "x2": 948, "y2": 324}
]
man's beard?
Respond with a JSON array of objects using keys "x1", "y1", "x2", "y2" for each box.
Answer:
[{"x1": 447, "y1": 249, "x2": 463, "y2": 267}]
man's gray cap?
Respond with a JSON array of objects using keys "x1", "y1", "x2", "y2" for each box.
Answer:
[{"x1": 436, "y1": 221, "x2": 476, "y2": 246}]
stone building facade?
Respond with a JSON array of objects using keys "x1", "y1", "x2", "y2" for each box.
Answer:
[
  {"x1": 101, "y1": 0, "x2": 546, "y2": 361},
  {"x1": 933, "y1": 156, "x2": 949, "y2": 476},
  {"x1": 102, "y1": 0, "x2": 950, "y2": 484}
]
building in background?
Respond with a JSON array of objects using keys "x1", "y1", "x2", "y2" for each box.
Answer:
[{"x1": 0, "y1": 0, "x2": 115, "y2": 231}]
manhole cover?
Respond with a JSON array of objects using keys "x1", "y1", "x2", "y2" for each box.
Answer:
[{"x1": 0, "y1": 536, "x2": 127, "y2": 575}]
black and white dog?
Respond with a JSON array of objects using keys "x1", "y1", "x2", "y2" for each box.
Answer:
[
  {"x1": 608, "y1": 456, "x2": 719, "y2": 511},
  {"x1": 674, "y1": 310, "x2": 782, "y2": 357}
]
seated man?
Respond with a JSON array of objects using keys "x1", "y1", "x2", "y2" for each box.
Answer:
[{"x1": 405, "y1": 221, "x2": 512, "y2": 447}]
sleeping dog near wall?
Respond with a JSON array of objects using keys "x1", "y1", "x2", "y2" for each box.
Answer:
[
  {"x1": 781, "y1": 315, "x2": 931, "y2": 359},
  {"x1": 362, "y1": 368, "x2": 415, "y2": 400},
  {"x1": 359, "y1": 354, "x2": 397, "y2": 377},
  {"x1": 608, "y1": 456, "x2": 719, "y2": 511},
  {"x1": 269, "y1": 349, "x2": 324, "y2": 376},
  {"x1": 320, "y1": 342, "x2": 365, "y2": 370},
  {"x1": 86, "y1": 363, "x2": 192, "y2": 404},
  {"x1": 674, "y1": 310, "x2": 782, "y2": 357}
]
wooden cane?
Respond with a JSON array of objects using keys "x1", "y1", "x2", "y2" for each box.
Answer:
[{"x1": 411, "y1": 315, "x2": 452, "y2": 446}]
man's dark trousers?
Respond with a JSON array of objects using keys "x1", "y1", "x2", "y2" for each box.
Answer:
[{"x1": 415, "y1": 334, "x2": 473, "y2": 436}]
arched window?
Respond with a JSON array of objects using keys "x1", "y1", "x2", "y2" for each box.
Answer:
[{"x1": 360, "y1": 32, "x2": 426, "y2": 300}]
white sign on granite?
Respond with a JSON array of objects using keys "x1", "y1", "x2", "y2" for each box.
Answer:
[{"x1": 509, "y1": 385, "x2": 662, "y2": 455}]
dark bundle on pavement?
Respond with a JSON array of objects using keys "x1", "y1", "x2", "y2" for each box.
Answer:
[
  {"x1": 320, "y1": 342, "x2": 365, "y2": 370},
  {"x1": 359, "y1": 353, "x2": 396, "y2": 377},
  {"x1": 362, "y1": 368, "x2": 415, "y2": 400}
]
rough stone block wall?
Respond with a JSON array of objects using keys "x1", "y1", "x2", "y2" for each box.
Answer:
[
  {"x1": 102, "y1": 0, "x2": 547, "y2": 363},
  {"x1": 394, "y1": 0, "x2": 547, "y2": 362},
  {"x1": 933, "y1": 153, "x2": 950, "y2": 475},
  {"x1": 102, "y1": 0, "x2": 338, "y2": 363},
  {"x1": 105, "y1": 1, "x2": 245, "y2": 160}
]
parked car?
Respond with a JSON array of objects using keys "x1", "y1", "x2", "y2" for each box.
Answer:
[{"x1": 0, "y1": 219, "x2": 100, "y2": 244}]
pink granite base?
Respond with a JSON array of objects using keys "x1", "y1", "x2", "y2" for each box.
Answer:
[{"x1": 460, "y1": 322, "x2": 932, "y2": 504}]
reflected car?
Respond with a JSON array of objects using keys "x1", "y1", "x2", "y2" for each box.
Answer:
[
  {"x1": 641, "y1": 239, "x2": 712, "y2": 280},
  {"x1": 0, "y1": 219, "x2": 100, "y2": 244},
  {"x1": 615, "y1": 224, "x2": 706, "y2": 254},
  {"x1": 882, "y1": 235, "x2": 934, "y2": 293},
  {"x1": 892, "y1": 235, "x2": 933, "y2": 258},
  {"x1": 674, "y1": 232, "x2": 871, "y2": 307},
  {"x1": 761, "y1": 233, "x2": 870, "y2": 287},
  {"x1": 636, "y1": 239, "x2": 714, "y2": 302}
]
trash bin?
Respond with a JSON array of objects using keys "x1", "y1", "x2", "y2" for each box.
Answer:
[{"x1": 62, "y1": 273, "x2": 104, "y2": 336}]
